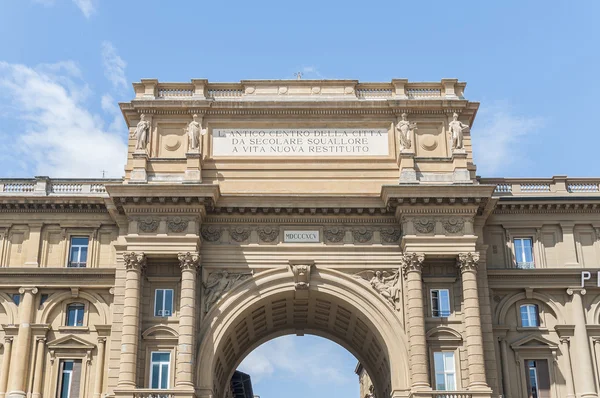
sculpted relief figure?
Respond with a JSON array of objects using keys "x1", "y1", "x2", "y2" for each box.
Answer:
[
  {"x1": 134, "y1": 114, "x2": 151, "y2": 151},
  {"x1": 396, "y1": 113, "x2": 417, "y2": 150},
  {"x1": 184, "y1": 114, "x2": 206, "y2": 152},
  {"x1": 354, "y1": 269, "x2": 401, "y2": 310},
  {"x1": 203, "y1": 270, "x2": 253, "y2": 312},
  {"x1": 449, "y1": 112, "x2": 470, "y2": 150}
]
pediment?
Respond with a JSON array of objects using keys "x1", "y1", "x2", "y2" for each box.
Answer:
[
  {"x1": 47, "y1": 334, "x2": 95, "y2": 350},
  {"x1": 142, "y1": 325, "x2": 179, "y2": 340},
  {"x1": 426, "y1": 326, "x2": 463, "y2": 342},
  {"x1": 511, "y1": 334, "x2": 557, "y2": 351}
]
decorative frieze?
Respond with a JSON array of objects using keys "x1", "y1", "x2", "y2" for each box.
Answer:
[
  {"x1": 167, "y1": 216, "x2": 189, "y2": 233},
  {"x1": 324, "y1": 227, "x2": 345, "y2": 243},
  {"x1": 442, "y1": 217, "x2": 465, "y2": 234},
  {"x1": 257, "y1": 225, "x2": 278, "y2": 242},
  {"x1": 201, "y1": 225, "x2": 222, "y2": 242},
  {"x1": 380, "y1": 227, "x2": 401, "y2": 243},
  {"x1": 229, "y1": 226, "x2": 251, "y2": 242},
  {"x1": 138, "y1": 216, "x2": 159, "y2": 233},
  {"x1": 352, "y1": 227, "x2": 373, "y2": 243},
  {"x1": 413, "y1": 218, "x2": 435, "y2": 234}
]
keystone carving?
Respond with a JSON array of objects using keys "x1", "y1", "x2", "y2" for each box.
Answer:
[
  {"x1": 352, "y1": 227, "x2": 373, "y2": 243},
  {"x1": 400, "y1": 252, "x2": 425, "y2": 277},
  {"x1": 442, "y1": 217, "x2": 465, "y2": 234},
  {"x1": 289, "y1": 262, "x2": 313, "y2": 290},
  {"x1": 178, "y1": 252, "x2": 200, "y2": 272},
  {"x1": 203, "y1": 270, "x2": 253, "y2": 312},
  {"x1": 230, "y1": 226, "x2": 251, "y2": 242},
  {"x1": 257, "y1": 226, "x2": 279, "y2": 242},
  {"x1": 354, "y1": 269, "x2": 401, "y2": 311},
  {"x1": 138, "y1": 216, "x2": 159, "y2": 233},
  {"x1": 123, "y1": 252, "x2": 147, "y2": 272},
  {"x1": 457, "y1": 252, "x2": 480, "y2": 273},
  {"x1": 413, "y1": 218, "x2": 435, "y2": 234},
  {"x1": 324, "y1": 227, "x2": 345, "y2": 243},
  {"x1": 380, "y1": 226, "x2": 401, "y2": 243},
  {"x1": 167, "y1": 217, "x2": 188, "y2": 233},
  {"x1": 201, "y1": 225, "x2": 222, "y2": 242}
]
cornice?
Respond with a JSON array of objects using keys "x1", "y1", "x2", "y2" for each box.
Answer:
[
  {"x1": 0, "y1": 268, "x2": 115, "y2": 288},
  {"x1": 487, "y1": 269, "x2": 586, "y2": 289},
  {"x1": 0, "y1": 202, "x2": 107, "y2": 213},
  {"x1": 493, "y1": 202, "x2": 600, "y2": 214},
  {"x1": 204, "y1": 215, "x2": 397, "y2": 224}
]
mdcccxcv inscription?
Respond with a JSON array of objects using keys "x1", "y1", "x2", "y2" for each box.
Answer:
[
  {"x1": 212, "y1": 128, "x2": 389, "y2": 156},
  {"x1": 283, "y1": 230, "x2": 320, "y2": 243}
]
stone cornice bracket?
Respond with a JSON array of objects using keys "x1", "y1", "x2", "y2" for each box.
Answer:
[
  {"x1": 457, "y1": 252, "x2": 480, "y2": 274},
  {"x1": 18, "y1": 286, "x2": 38, "y2": 295},
  {"x1": 400, "y1": 252, "x2": 425, "y2": 278},
  {"x1": 178, "y1": 252, "x2": 200, "y2": 272},
  {"x1": 289, "y1": 260, "x2": 314, "y2": 299},
  {"x1": 123, "y1": 252, "x2": 147, "y2": 272}
]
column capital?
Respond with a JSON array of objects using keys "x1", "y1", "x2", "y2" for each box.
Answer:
[
  {"x1": 593, "y1": 337, "x2": 600, "y2": 345},
  {"x1": 178, "y1": 252, "x2": 200, "y2": 272},
  {"x1": 560, "y1": 337, "x2": 570, "y2": 345},
  {"x1": 3, "y1": 336, "x2": 13, "y2": 344},
  {"x1": 400, "y1": 252, "x2": 425, "y2": 276},
  {"x1": 567, "y1": 287, "x2": 586, "y2": 296},
  {"x1": 123, "y1": 252, "x2": 147, "y2": 272},
  {"x1": 97, "y1": 336, "x2": 107, "y2": 344},
  {"x1": 35, "y1": 337, "x2": 46, "y2": 343},
  {"x1": 457, "y1": 252, "x2": 480, "y2": 274},
  {"x1": 18, "y1": 286, "x2": 38, "y2": 295}
]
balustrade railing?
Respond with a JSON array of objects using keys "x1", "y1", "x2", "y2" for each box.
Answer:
[
  {"x1": 0, "y1": 178, "x2": 120, "y2": 196},
  {"x1": 407, "y1": 87, "x2": 442, "y2": 98},
  {"x1": 410, "y1": 392, "x2": 474, "y2": 398},
  {"x1": 481, "y1": 177, "x2": 600, "y2": 197},
  {"x1": 356, "y1": 87, "x2": 393, "y2": 99},
  {"x1": 157, "y1": 87, "x2": 194, "y2": 98},
  {"x1": 1, "y1": 182, "x2": 35, "y2": 193}
]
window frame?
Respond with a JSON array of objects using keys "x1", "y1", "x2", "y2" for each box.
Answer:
[
  {"x1": 433, "y1": 351, "x2": 457, "y2": 391},
  {"x1": 526, "y1": 359, "x2": 540, "y2": 398},
  {"x1": 149, "y1": 351, "x2": 171, "y2": 389},
  {"x1": 154, "y1": 289, "x2": 174, "y2": 318},
  {"x1": 65, "y1": 302, "x2": 86, "y2": 327},
  {"x1": 519, "y1": 304, "x2": 540, "y2": 328},
  {"x1": 57, "y1": 360, "x2": 74, "y2": 398},
  {"x1": 67, "y1": 236, "x2": 90, "y2": 268},
  {"x1": 60, "y1": 299, "x2": 90, "y2": 330},
  {"x1": 430, "y1": 288, "x2": 451, "y2": 318},
  {"x1": 513, "y1": 236, "x2": 535, "y2": 269}
]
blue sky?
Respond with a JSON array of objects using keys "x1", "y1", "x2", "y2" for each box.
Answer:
[{"x1": 1, "y1": 1, "x2": 599, "y2": 396}]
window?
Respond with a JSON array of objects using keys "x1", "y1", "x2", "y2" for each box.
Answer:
[
  {"x1": 433, "y1": 352, "x2": 456, "y2": 391},
  {"x1": 66, "y1": 303, "x2": 85, "y2": 326},
  {"x1": 154, "y1": 289, "x2": 174, "y2": 317},
  {"x1": 527, "y1": 360, "x2": 539, "y2": 398},
  {"x1": 520, "y1": 304, "x2": 540, "y2": 327},
  {"x1": 11, "y1": 294, "x2": 21, "y2": 306},
  {"x1": 525, "y1": 359, "x2": 550, "y2": 398},
  {"x1": 514, "y1": 238, "x2": 534, "y2": 269},
  {"x1": 68, "y1": 237, "x2": 89, "y2": 268},
  {"x1": 431, "y1": 289, "x2": 451, "y2": 317},
  {"x1": 150, "y1": 352, "x2": 171, "y2": 389},
  {"x1": 58, "y1": 360, "x2": 81, "y2": 398}
]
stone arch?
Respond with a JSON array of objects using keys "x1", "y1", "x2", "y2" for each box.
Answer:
[
  {"x1": 38, "y1": 291, "x2": 109, "y2": 324},
  {"x1": 0, "y1": 292, "x2": 17, "y2": 324},
  {"x1": 495, "y1": 291, "x2": 563, "y2": 325},
  {"x1": 196, "y1": 267, "x2": 410, "y2": 398}
]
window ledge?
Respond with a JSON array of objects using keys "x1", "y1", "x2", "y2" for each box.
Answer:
[
  {"x1": 58, "y1": 326, "x2": 89, "y2": 332},
  {"x1": 516, "y1": 326, "x2": 547, "y2": 332}
]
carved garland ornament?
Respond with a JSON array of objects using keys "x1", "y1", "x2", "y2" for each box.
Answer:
[
  {"x1": 413, "y1": 218, "x2": 435, "y2": 234},
  {"x1": 442, "y1": 217, "x2": 465, "y2": 234},
  {"x1": 178, "y1": 252, "x2": 200, "y2": 271},
  {"x1": 201, "y1": 225, "x2": 222, "y2": 242},
  {"x1": 138, "y1": 216, "x2": 159, "y2": 233},
  {"x1": 123, "y1": 252, "x2": 147, "y2": 272},
  {"x1": 230, "y1": 226, "x2": 251, "y2": 242},
  {"x1": 324, "y1": 227, "x2": 345, "y2": 243},
  {"x1": 352, "y1": 227, "x2": 373, "y2": 243},
  {"x1": 380, "y1": 227, "x2": 401, "y2": 243},
  {"x1": 167, "y1": 217, "x2": 188, "y2": 233},
  {"x1": 257, "y1": 226, "x2": 279, "y2": 242}
]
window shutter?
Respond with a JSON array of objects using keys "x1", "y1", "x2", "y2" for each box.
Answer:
[
  {"x1": 536, "y1": 359, "x2": 551, "y2": 398},
  {"x1": 70, "y1": 360, "x2": 82, "y2": 398}
]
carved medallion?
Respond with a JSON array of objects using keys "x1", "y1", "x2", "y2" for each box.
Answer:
[
  {"x1": 324, "y1": 227, "x2": 345, "y2": 243},
  {"x1": 442, "y1": 217, "x2": 465, "y2": 234},
  {"x1": 201, "y1": 225, "x2": 222, "y2": 242},
  {"x1": 352, "y1": 227, "x2": 373, "y2": 243},
  {"x1": 380, "y1": 227, "x2": 401, "y2": 243},
  {"x1": 257, "y1": 226, "x2": 278, "y2": 242},
  {"x1": 230, "y1": 226, "x2": 251, "y2": 242},
  {"x1": 138, "y1": 216, "x2": 159, "y2": 233},
  {"x1": 167, "y1": 216, "x2": 188, "y2": 233},
  {"x1": 413, "y1": 218, "x2": 435, "y2": 234}
]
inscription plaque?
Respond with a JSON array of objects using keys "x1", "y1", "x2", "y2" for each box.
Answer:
[
  {"x1": 212, "y1": 128, "x2": 389, "y2": 156},
  {"x1": 284, "y1": 230, "x2": 320, "y2": 243}
]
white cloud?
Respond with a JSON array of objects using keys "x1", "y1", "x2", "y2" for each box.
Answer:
[
  {"x1": 101, "y1": 93, "x2": 125, "y2": 133},
  {"x1": 472, "y1": 102, "x2": 543, "y2": 176},
  {"x1": 72, "y1": 0, "x2": 96, "y2": 18},
  {"x1": 299, "y1": 66, "x2": 325, "y2": 79},
  {"x1": 101, "y1": 41, "x2": 128, "y2": 92},
  {"x1": 237, "y1": 335, "x2": 353, "y2": 385},
  {"x1": 0, "y1": 61, "x2": 127, "y2": 178}
]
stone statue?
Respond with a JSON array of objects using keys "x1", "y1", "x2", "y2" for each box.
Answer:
[
  {"x1": 396, "y1": 113, "x2": 417, "y2": 150},
  {"x1": 203, "y1": 270, "x2": 253, "y2": 312},
  {"x1": 184, "y1": 114, "x2": 205, "y2": 152},
  {"x1": 134, "y1": 114, "x2": 151, "y2": 151},
  {"x1": 354, "y1": 269, "x2": 401, "y2": 310},
  {"x1": 449, "y1": 112, "x2": 470, "y2": 150}
]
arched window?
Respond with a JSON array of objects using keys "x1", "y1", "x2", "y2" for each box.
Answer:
[
  {"x1": 66, "y1": 303, "x2": 85, "y2": 326},
  {"x1": 520, "y1": 304, "x2": 539, "y2": 327}
]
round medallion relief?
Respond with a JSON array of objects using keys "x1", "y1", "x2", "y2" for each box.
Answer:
[
  {"x1": 278, "y1": 86, "x2": 288, "y2": 94},
  {"x1": 344, "y1": 86, "x2": 354, "y2": 94},
  {"x1": 311, "y1": 86, "x2": 321, "y2": 94},
  {"x1": 164, "y1": 136, "x2": 181, "y2": 151},
  {"x1": 245, "y1": 86, "x2": 255, "y2": 94},
  {"x1": 420, "y1": 135, "x2": 438, "y2": 151}
]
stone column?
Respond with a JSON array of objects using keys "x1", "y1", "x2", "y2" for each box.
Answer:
[
  {"x1": 457, "y1": 253, "x2": 490, "y2": 390},
  {"x1": 566, "y1": 288, "x2": 598, "y2": 398},
  {"x1": 401, "y1": 253, "x2": 430, "y2": 390},
  {"x1": 0, "y1": 337, "x2": 13, "y2": 398},
  {"x1": 594, "y1": 339, "x2": 600, "y2": 393},
  {"x1": 118, "y1": 252, "x2": 146, "y2": 388},
  {"x1": 176, "y1": 252, "x2": 200, "y2": 388},
  {"x1": 7, "y1": 286, "x2": 38, "y2": 398},
  {"x1": 93, "y1": 337, "x2": 107, "y2": 398},
  {"x1": 559, "y1": 337, "x2": 576, "y2": 398},
  {"x1": 498, "y1": 337, "x2": 511, "y2": 398},
  {"x1": 31, "y1": 337, "x2": 46, "y2": 398}
]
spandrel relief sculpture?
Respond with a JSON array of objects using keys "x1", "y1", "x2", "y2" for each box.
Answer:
[
  {"x1": 396, "y1": 113, "x2": 417, "y2": 150},
  {"x1": 184, "y1": 114, "x2": 206, "y2": 152},
  {"x1": 134, "y1": 114, "x2": 151, "y2": 151},
  {"x1": 203, "y1": 270, "x2": 254, "y2": 312},
  {"x1": 449, "y1": 112, "x2": 470, "y2": 151},
  {"x1": 354, "y1": 269, "x2": 401, "y2": 310}
]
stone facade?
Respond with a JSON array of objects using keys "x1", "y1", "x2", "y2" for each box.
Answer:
[{"x1": 0, "y1": 78, "x2": 599, "y2": 398}]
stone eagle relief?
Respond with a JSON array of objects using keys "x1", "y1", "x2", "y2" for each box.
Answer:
[{"x1": 354, "y1": 269, "x2": 401, "y2": 311}]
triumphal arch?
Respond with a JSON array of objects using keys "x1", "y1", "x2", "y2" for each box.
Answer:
[{"x1": 1, "y1": 78, "x2": 600, "y2": 398}]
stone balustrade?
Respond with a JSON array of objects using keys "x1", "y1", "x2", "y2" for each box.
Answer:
[
  {"x1": 409, "y1": 392, "x2": 478, "y2": 398},
  {"x1": 481, "y1": 176, "x2": 600, "y2": 197},
  {"x1": 114, "y1": 390, "x2": 195, "y2": 398},
  {"x1": 0, "y1": 177, "x2": 121, "y2": 196}
]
